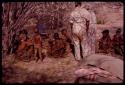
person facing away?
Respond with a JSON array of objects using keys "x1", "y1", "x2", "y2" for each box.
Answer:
[
  {"x1": 69, "y1": 2, "x2": 96, "y2": 61},
  {"x1": 112, "y1": 28, "x2": 123, "y2": 56}
]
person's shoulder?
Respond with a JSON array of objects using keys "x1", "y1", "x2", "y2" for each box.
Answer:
[{"x1": 80, "y1": 7, "x2": 91, "y2": 15}]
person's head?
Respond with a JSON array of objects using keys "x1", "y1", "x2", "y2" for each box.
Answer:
[
  {"x1": 75, "y1": 2, "x2": 82, "y2": 7},
  {"x1": 54, "y1": 33, "x2": 59, "y2": 39},
  {"x1": 61, "y1": 29, "x2": 67, "y2": 35},
  {"x1": 116, "y1": 28, "x2": 121, "y2": 35},
  {"x1": 102, "y1": 29, "x2": 109, "y2": 38},
  {"x1": 19, "y1": 33, "x2": 27, "y2": 41},
  {"x1": 22, "y1": 29, "x2": 28, "y2": 35},
  {"x1": 34, "y1": 28, "x2": 39, "y2": 34},
  {"x1": 84, "y1": 4, "x2": 92, "y2": 10},
  {"x1": 19, "y1": 30, "x2": 28, "y2": 41}
]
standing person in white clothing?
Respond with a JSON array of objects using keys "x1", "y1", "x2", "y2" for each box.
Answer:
[
  {"x1": 69, "y1": 2, "x2": 96, "y2": 61},
  {"x1": 85, "y1": 4, "x2": 97, "y2": 54}
]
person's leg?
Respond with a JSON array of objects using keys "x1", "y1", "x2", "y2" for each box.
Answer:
[
  {"x1": 70, "y1": 44, "x2": 75, "y2": 56},
  {"x1": 39, "y1": 48, "x2": 45, "y2": 61},
  {"x1": 25, "y1": 49, "x2": 31, "y2": 62},
  {"x1": 41, "y1": 49, "x2": 47, "y2": 61},
  {"x1": 81, "y1": 36, "x2": 91, "y2": 62},
  {"x1": 65, "y1": 43, "x2": 72, "y2": 55},
  {"x1": 91, "y1": 34, "x2": 96, "y2": 55},
  {"x1": 34, "y1": 48, "x2": 37, "y2": 58},
  {"x1": 72, "y1": 35, "x2": 81, "y2": 61},
  {"x1": 118, "y1": 46, "x2": 123, "y2": 56},
  {"x1": 88, "y1": 26, "x2": 96, "y2": 55},
  {"x1": 34, "y1": 48, "x2": 39, "y2": 62}
]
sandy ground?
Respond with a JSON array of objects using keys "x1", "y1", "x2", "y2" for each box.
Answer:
[{"x1": 2, "y1": 53, "x2": 82, "y2": 83}]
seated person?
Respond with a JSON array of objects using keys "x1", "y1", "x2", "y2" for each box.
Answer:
[
  {"x1": 112, "y1": 28, "x2": 123, "y2": 56},
  {"x1": 16, "y1": 30, "x2": 31, "y2": 61},
  {"x1": 16, "y1": 31, "x2": 33, "y2": 60},
  {"x1": 61, "y1": 29, "x2": 74, "y2": 55},
  {"x1": 51, "y1": 33, "x2": 66, "y2": 57},
  {"x1": 98, "y1": 30, "x2": 112, "y2": 54}
]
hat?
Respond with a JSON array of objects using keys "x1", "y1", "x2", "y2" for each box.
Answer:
[{"x1": 102, "y1": 29, "x2": 109, "y2": 34}]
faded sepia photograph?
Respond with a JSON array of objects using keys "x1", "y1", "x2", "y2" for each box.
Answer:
[{"x1": 2, "y1": 2, "x2": 123, "y2": 83}]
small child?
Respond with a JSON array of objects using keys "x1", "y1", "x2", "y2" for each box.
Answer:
[
  {"x1": 16, "y1": 30, "x2": 33, "y2": 61},
  {"x1": 16, "y1": 32, "x2": 28, "y2": 59},
  {"x1": 33, "y1": 28, "x2": 44, "y2": 62}
]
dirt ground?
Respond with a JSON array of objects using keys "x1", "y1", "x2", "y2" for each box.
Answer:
[
  {"x1": 2, "y1": 53, "x2": 80, "y2": 83},
  {"x1": 2, "y1": 51, "x2": 123, "y2": 84}
]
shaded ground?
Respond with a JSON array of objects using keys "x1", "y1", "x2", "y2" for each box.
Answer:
[{"x1": 2, "y1": 51, "x2": 123, "y2": 83}]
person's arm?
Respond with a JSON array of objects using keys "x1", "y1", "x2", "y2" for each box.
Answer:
[
  {"x1": 70, "y1": 23, "x2": 73, "y2": 30},
  {"x1": 86, "y1": 19, "x2": 90, "y2": 33},
  {"x1": 69, "y1": 12, "x2": 74, "y2": 30},
  {"x1": 17, "y1": 42, "x2": 25, "y2": 53},
  {"x1": 39, "y1": 35, "x2": 43, "y2": 46},
  {"x1": 26, "y1": 39, "x2": 33, "y2": 46}
]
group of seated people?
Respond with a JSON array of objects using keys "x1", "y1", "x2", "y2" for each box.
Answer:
[
  {"x1": 98, "y1": 28, "x2": 123, "y2": 56},
  {"x1": 8, "y1": 26, "x2": 123, "y2": 62},
  {"x1": 15, "y1": 28, "x2": 45, "y2": 62},
  {"x1": 48, "y1": 29, "x2": 74, "y2": 57},
  {"x1": 8, "y1": 27, "x2": 73, "y2": 62}
]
